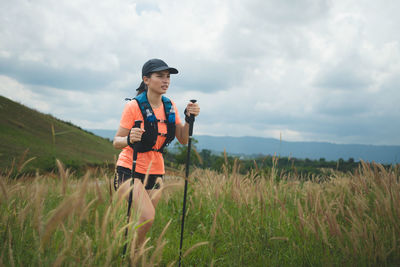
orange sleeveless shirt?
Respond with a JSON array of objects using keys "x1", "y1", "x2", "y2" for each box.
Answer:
[{"x1": 116, "y1": 99, "x2": 181, "y2": 174}]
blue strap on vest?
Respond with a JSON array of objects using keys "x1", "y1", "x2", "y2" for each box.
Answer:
[
  {"x1": 135, "y1": 93, "x2": 176, "y2": 124},
  {"x1": 132, "y1": 92, "x2": 176, "y2": 153},
  {"x1": 163, "y1": 96, "x2": 176, "y2": 124}
]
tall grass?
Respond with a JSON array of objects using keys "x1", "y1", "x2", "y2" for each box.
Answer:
[
  {"x1": 153, "y1": 159, "x2": 400, "y2": 266},
  {"x1": 0, "y1": 160, "x2": 183, "y2": 266},
  {"x1": 1, "y1": 157, "x2": 399, "y2": 266}
]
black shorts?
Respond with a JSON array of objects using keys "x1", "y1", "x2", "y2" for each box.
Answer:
[{"x1": 114, "y1": 166, "x2": 163, "y2": 191}]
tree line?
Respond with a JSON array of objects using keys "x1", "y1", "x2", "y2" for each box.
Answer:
[{"x1": 164, "y1": 138, "x2": 389, "y2": 180}]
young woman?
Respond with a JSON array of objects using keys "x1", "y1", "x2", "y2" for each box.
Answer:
[{"x1": 113, "y1": 58, "x2": 200, "y2": 247}]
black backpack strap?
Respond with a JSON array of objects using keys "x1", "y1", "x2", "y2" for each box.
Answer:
[
  {"x1": 133, "y1": 92, "x2": 158, "y2": 152},
  {"x1": 157, "y1": 96, "x2": 176, "y2": 153},
  {"x1": 126, "y1": 93, "x2": 176, "y2": 154}
]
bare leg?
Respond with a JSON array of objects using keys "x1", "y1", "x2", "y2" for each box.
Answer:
[
  {"x1": 147, "y1": 177, "x2": 164, "y2": 207},
  {"x1": 132, "y1": 178, "x2": 157, "y2": 247},
  {"x1": 118, "y1": 177, "x2": 163, "y2": 247}
]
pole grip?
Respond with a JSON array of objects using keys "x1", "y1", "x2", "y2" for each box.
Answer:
[
  {"x1": 134, "y1": 120, "x2": 142, "y2": 129},
  {"x1": 188, "y1": 100, "x2": 196, "y2": 136},
  {"x1": 131, "y1": 120, "x2": 142, "y2": 171}
]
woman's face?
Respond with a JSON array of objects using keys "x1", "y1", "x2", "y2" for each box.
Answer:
[{"x1": 144, "y1": 70, "x2": 170, "y2": 95}]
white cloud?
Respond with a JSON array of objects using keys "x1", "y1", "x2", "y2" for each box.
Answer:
[{"x1": 0, "y1": 0, "x2": 399, "y2": 145}]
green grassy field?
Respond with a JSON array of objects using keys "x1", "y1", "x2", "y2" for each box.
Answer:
[
  {"x1": 0, "y1": 95, "x2": 119, "y2": 173},
  {"x1": 1, "y1": 157, "x2": 399, "y2": 266}
]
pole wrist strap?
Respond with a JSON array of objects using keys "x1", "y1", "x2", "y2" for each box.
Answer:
[
  {"x1": 184, "y1": 108, "x2": 191, "y2": 123},
  {"x1": 127, "y1": 130, "x2": 134, "y2": 148}
]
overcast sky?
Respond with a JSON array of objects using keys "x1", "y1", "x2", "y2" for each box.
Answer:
[{"x1": 1, "y1": 0, "x2": 399, "y2": 145}]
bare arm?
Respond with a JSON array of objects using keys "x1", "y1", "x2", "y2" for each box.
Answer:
[
  {"x1": 175, "y1": 122, "x2": 190, "y2": 145},
  {"x1": 175, "y1": 102, "x2": 200, "y2": 145}
]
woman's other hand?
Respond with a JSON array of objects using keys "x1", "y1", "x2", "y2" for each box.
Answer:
[
  {"x1": 185, "y1": 102, "x2": 200, "y2": 117},
  {"x1": 129, "y1": 127, "x2": 145, "y2": 143}
]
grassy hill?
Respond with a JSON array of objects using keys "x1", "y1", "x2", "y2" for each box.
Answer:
[{"x1": 0, "y1": 95, "x2": 119, "y2": 173}]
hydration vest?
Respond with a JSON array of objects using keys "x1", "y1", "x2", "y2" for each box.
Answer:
[{"x1": 128, "y1": 91, "x2": 176, "y2": 153}]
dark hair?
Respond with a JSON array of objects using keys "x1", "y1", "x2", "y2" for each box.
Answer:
[
  {"x1": 136, "y1": 74, "x2": 151, "y2": 95},
  {"x1": 136, "y1": 81, "x2": 147, "y2": 95}
]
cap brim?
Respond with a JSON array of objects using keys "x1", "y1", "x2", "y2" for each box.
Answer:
[{"x1": 151, "y1": 66, "x2": 179, "y2": 74}]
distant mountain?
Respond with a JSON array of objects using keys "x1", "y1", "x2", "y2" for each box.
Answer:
[
  {"x1": 194, "y1": 135, "x2": 400, "y2": 164},
  {"x1": 0, "y1": 96, "x2": 119, "y2": 172},
  {"x1": 88, "y1": 130, "x2": 400, "y2": 164}
]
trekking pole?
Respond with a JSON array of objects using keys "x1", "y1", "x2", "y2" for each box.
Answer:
[
  {"x1": 178, "y1": 100, "x2": 197, "y2": 267},
  {"x1": 123, "y1": 120, "x2": 142, "y2": 258}
]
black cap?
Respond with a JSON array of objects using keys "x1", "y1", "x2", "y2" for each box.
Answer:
[{"x1": 142, "y1": 58, "x2": 178, "y2": 77}]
